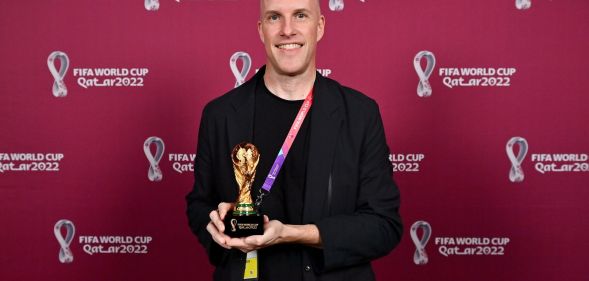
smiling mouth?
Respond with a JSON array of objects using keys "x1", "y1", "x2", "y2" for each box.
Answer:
[{"x1": 275, "y1": 43, "x2": 303, "y2": 50}]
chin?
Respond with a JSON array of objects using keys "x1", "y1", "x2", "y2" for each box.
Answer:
[{"x1": 275, "y1": 63, "x2": 309, "y2": 76}]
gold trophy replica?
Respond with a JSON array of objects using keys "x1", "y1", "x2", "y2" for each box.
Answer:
[{"x1": 224, "y1": 142, "x2": 264, "y2": 237}]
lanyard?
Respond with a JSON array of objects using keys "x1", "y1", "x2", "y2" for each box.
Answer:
[{"x1": 254, "y1": 88, "x2": 314, "y2": 207}]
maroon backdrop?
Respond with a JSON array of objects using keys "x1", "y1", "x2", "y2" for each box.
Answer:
[{"x1": 1, "y1": 0, "x2": 588, "y2": 280}]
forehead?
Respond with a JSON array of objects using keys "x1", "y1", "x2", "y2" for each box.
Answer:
[{"x1": 260, "y1": 0, "x2": 319, "y2": 13}]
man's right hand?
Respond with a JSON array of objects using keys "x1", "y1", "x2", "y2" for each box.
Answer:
[{"x1": 206, "y1": 202, "x2": 235, "y2": 249}]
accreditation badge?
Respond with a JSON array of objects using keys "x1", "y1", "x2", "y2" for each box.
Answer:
[{"x1": 244, "y1": 250, "x2": 258, "y2": 280}]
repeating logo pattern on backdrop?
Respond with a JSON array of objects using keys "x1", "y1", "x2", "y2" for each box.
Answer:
[
  {"x1": 0, "y1": 153, "x2": 64, "y2": 173},
  {"x1": 414, "y1": 51, "x2": 435, "y2": 97},
  {"x1": 506, "y1": 137, "x2": 528, "y2": 183},
  {"x1": 0, "y1": 2, "x2": 585, "y2": 279},
  {"x1": 328, "y1": 0, "x2": 366, "y2": 12},
  {"x1": 54, "y1": 219, "x2": 75, "y2": 264},
  {"x1": 439, "y1": 66, "x2": 516, "y2": 89},
  {"x1": 144, "y1": 136, "x2": 165, "y2": 182},
  {"x1": 54, "y1": 219, "x2": 153, "y2": 262},
  {"x1": 506, "y1": 136, "x2": 588, "y2": 182},
  {"x1": 410, "y1": 221, "x2": 431, "y2": 265},
  {"x1": 414, "y1": 50, "x2": 518, "y2": 96},
  {"x1": 411, "y1": 220, "x2": 512, "y2": 265},
  {"x1": 47, "y1": 51, "x2": 150, "y2": 96},
  {"x1": 144, "y1": 1, "x2": 373, "y2": 13},
  {"x1": 145, "y1": 0, "x2": 160, "y2": 11},
  {"x1": 389, "y1": 153, "x2": 426, "y2": 173},
  {"x1": 143, "y1": 136, "x2": 195, "y2": 181},
  {"x1": 516, "y1": 0, "x2": 531, "y2": 10},
  {"x1": 230, "y1": 51, "x2": 252, "y2": 88},
  {"x1": 47, "y1": 51, "x2": 69, "y2": 98}
]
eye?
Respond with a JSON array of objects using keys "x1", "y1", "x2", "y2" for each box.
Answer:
[
  {"x1": 268, "y1": 14, "x2": 280, "y2": 22},
  {"x1": 295, "y1": 12, "x2": 307, "y2": 19}
]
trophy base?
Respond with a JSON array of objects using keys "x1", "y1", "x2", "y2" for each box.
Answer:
[{"x1": 224, "y1": 214, "x2": 264, "y2": 238}]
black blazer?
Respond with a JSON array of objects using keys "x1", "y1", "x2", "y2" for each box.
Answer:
[{"x1": 186, "y1": 66, "x2": 402, "y2": 281}]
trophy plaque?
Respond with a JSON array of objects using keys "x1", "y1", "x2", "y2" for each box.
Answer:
[{"x1": 224, "y1": 142, "x2": 264, "y2": 237}]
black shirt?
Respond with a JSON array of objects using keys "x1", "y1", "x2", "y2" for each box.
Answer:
[{"x1": 251, "y1": 80, "x2": 311, "y2": 280}]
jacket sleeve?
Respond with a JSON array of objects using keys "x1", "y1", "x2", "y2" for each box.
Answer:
[
  {"x1": 314, "y1": 100, "x2": 402, "y2": 272},
  {"x1": 185, "y1": 104, "x2": 228, "y2": 265}
]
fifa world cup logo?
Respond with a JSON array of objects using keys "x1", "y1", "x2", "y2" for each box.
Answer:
[
  {"x1": 144, "y1": 136, "x2": 165, "y2": 182},
  {"x1": 410, "y1": 220, "x2": 431, "y2": 265},
  {"x1": 414, "y1": 51, "x2": 436, "y2": 97},
  {"x1": 230, "y1": 52, "x2": 252, "y2": 88},
  {"x1": 47, "y1": 51, "x2": 70, "y2": 98},
  {"x1": 506, "y1": 137, "x2": 528, "y2": 183},
  {"x1": 54, "y1": 219, "x2": 75, "y2": 263},
  {"x1": 515, "y1": 0, "x2": 531, "y2": 10},
  {"x1": 145, "y1": 0, "x2": 159, "y2": 11}
]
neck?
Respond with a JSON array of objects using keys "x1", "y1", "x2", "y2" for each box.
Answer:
[{"x1": 263, "y1": 66, "x2": 316, "y2": 101}]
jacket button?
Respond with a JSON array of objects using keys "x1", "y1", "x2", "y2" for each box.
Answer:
[{"x1": 304, "y1": 265, "x2": 311, "y2": 272}]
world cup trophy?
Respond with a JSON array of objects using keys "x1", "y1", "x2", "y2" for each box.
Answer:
[{"x1": 224, "y1": 142, "x2": 264, "y2": 237}]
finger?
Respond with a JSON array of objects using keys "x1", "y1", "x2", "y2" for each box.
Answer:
[
  {"x1": 206, "y1": 222, "x2": 231, "y2": 249},
  {"x1": 263, "y1": 215, "x2": 269, "y2": 223},
  {"x1": 209, "y1": 208, "x2": 220, "y2": 221},
  {"x1": 218, "y1": 202, "x2": 235, "y2": 220},
  {"x1": 206, "y1": 222, "x2": 225, "y2": 245},
  {"x1": 209, "y1": 209, "x2": 225, "y2": 233},
  {"x1": 227, "y1": 237, "x2": 252, "y2": 252}
]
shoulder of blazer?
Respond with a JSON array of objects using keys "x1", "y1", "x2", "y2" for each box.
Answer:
[
  {"x1": 316, "y1": 74, "x2": 380, "y2": 120},
  {"x1": 200, "y1": 66, "x2": 262, "y2": 121}
]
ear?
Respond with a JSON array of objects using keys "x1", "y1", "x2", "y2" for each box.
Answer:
[
  {"x1": 316, "y1": 15, "x2": 325, "y2": 42},
  {"x1": 258, "y1": 20, "x2": 265, "y2": 43}
]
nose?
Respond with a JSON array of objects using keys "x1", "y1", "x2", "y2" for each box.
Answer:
[{"x1": 280, "y1": 17, "x2": 295, "y2": 37}]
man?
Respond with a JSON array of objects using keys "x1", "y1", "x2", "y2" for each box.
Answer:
[{"x1": 186, "y1": 0, "x2": 402, "y2": 280}]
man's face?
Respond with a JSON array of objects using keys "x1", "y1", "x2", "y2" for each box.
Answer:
[{"x1": 258, "y1": 0, "x2": 325, "y2": 76}]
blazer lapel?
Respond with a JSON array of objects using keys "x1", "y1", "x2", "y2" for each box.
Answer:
[
  {"x1": 303, "y1": 74, "x2": 344, "y2": 223},
  {"x1": 225, "y1": 67, "x2": 263, "y2": 152}
]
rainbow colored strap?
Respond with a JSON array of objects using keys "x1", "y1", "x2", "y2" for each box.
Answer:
[{"x1": 260, "y1": 88, "x2": 313, "y2": 193}]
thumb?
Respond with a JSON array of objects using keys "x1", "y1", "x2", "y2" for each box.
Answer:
[{"x1": 218, "y1": 202, "x2": 235, "y2": 220}]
